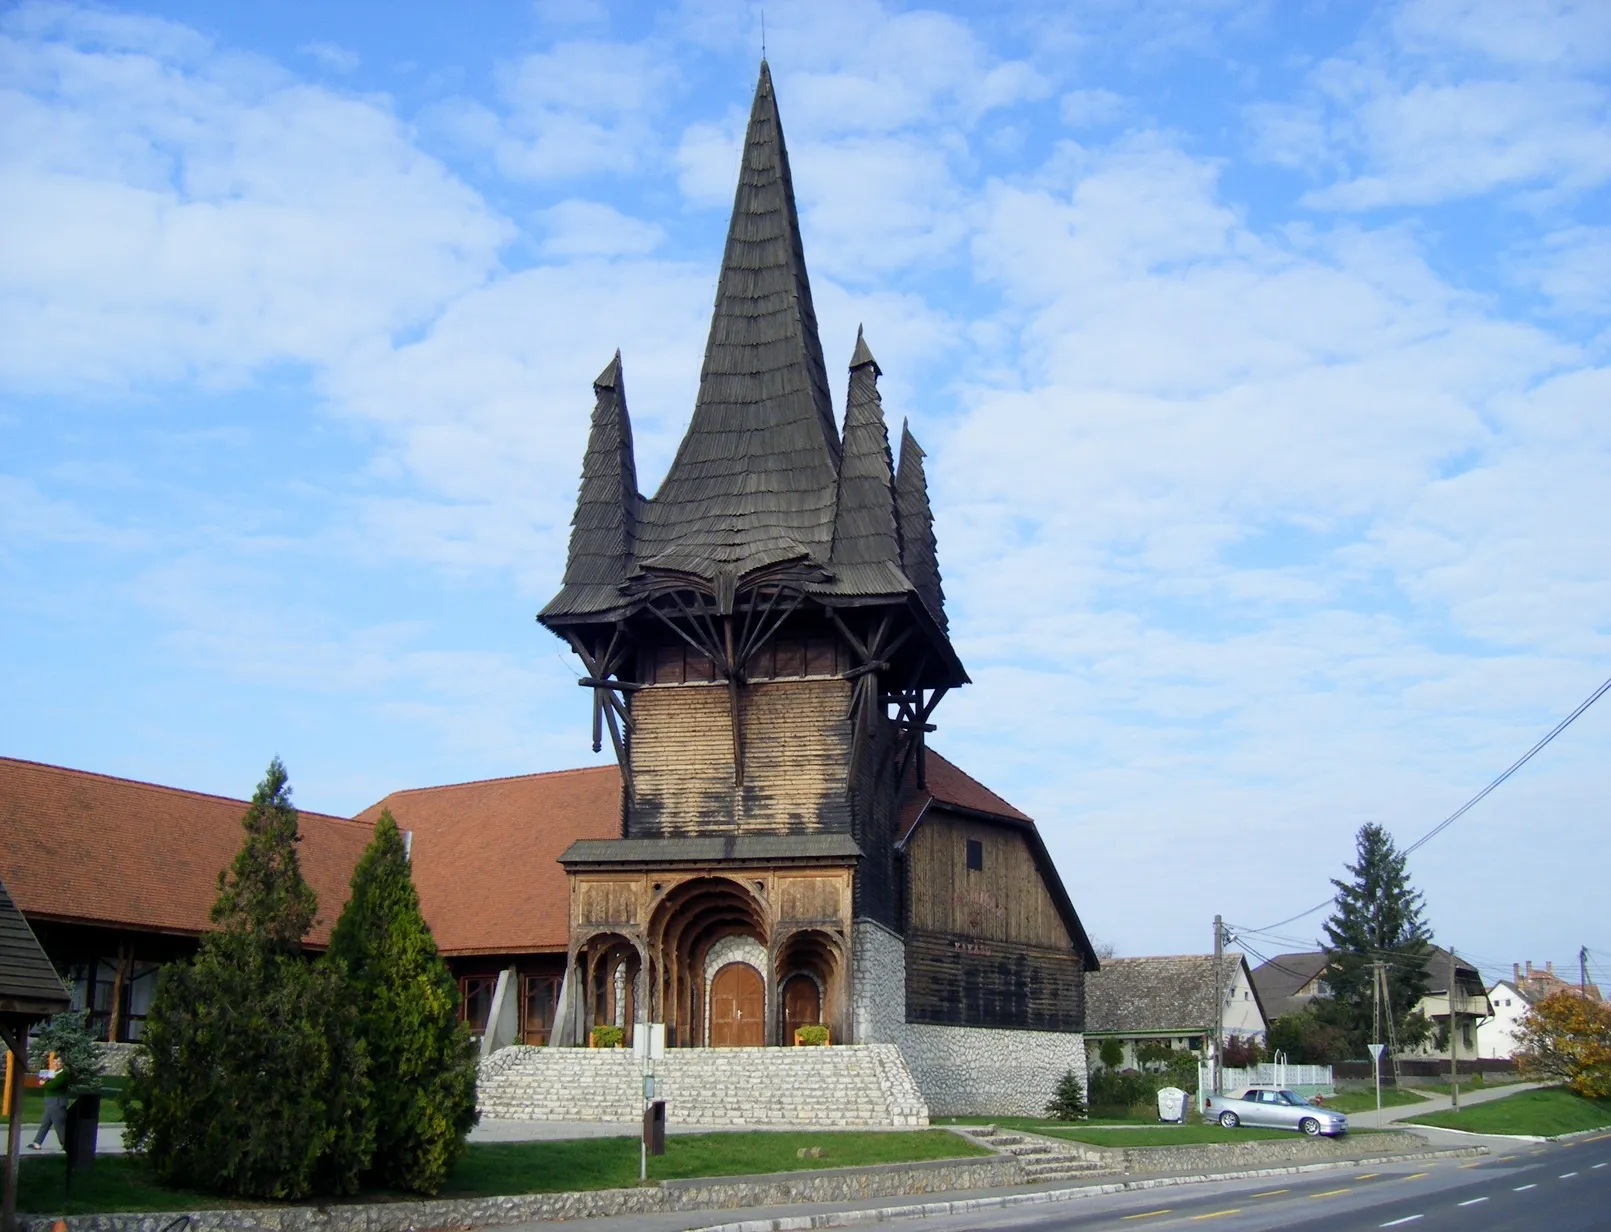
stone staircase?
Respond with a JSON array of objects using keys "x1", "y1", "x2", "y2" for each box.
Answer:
[
  {"x1": 955, "y1": 1124, "x2": 1119, "y2": 1184},
  {"x1": 478, "y1": 1043, "x2": 929, "y2": 1128}
]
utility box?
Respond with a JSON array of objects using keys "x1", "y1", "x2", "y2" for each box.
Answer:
[
  {"x1": 1156, "y1": 1087, "x2": 1187, "y2": 1124},
  {"x1": 643, "y1": 1099, "x2": 667, "y2": 1156}
]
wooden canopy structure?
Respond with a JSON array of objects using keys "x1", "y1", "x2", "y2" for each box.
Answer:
[{"x1": 1, "y1": 873, "x2": 70, "y2": 1232}]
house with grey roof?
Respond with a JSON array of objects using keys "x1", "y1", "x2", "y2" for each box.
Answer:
[
  {"x1": 1084, "y1": 953, "x2": 1267, "y2": 1069},
  {"x1": 1248, "y1": 951, "x2": 1333, "y2": 1020}
]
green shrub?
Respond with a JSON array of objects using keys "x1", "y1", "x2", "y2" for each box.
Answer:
[
  {"x1": 1135, "y1": 1039, "x2": 1175, "y2": 1068},
  {"x1": 1089, "y1": 1067, "x2": 1157, "y2": 1109},
  {"x1": 1098, "y1": 1038, "x2": 1124, "y2": 1070},
  {"x1": 1045, "y1": 1069, "x2": 1087, "y2": 1120},
  {"x1": 125, "y1": 758, "x2": 373, "y2": 1200},
  {"x1": 591, "y1": 1025, "x2": 625, "y2": 1048},
  {"x1": 795, "y1": 1025, "x2": 830, "y2": 1046},
  {"x1": 329, "y1": 810, "x2": 479, "y2": 1195}
]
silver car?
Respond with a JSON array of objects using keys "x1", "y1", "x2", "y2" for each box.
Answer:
[{"x1": 1203, "y1": 1087, "x2": 1349, "y2": 1137}]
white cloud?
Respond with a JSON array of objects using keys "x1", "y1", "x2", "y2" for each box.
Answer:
[
  {"x1": 0, "y1": 7, "x2": 511, "y2": 391},
  {"x1": 537, "y1": 199, "x2": 665, "y2": 257},
  {"x1": 298, "y1": 41, "x2": 359, "y2": 73}
]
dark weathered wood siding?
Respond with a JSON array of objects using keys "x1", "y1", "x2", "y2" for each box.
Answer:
[
  {"x1": 628, "y1": 678, "x2": 853, "y2": 835},
  {"x1": 903, "y1": 811, "x2": 1084, "y2": 1031}
]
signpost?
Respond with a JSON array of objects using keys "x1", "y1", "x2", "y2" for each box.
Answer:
[
  {"x1": 1368, "y1": 1042, "x2": 1385, "y2": 1120},
  {"x1": 634, "y1": 1024, "x2": 666, "y2": 1181}
]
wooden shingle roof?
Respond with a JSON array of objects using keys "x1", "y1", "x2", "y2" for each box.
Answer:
[
  {"x1": 1084, "y1": 953, "x2": 1250, "y2": 1035},
  {"x1": 0, "y1": 873, "x2": 69, "y2": 1019},
  {"x1": 541, "y1": 63, "x2": 952, "y2": 653}
]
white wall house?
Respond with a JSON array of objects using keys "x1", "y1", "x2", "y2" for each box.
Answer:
[{"x1": 1476, "y1": 980, "x2": 1532, "y2": 1059}]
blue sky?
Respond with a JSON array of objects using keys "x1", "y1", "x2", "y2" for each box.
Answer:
[{"x1": 3, "y1": 0, "x2": 1609, "y2": 982}]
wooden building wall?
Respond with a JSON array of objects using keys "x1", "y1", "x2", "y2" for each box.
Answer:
[
  {"x1": 903, "y1": 811, "x2": 1084, "y2": 1032},
  {"x1": 628, "y1": 677, "x2": 854, "y2": 835}
]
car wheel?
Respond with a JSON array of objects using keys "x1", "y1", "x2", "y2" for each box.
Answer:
[
  {"x1": 1300, "y1": 1117, "x2": 1320, "y2": 1136},
  {"x1": 1219, "y1": 1112, "x2": 1239, "y2": 1129}
]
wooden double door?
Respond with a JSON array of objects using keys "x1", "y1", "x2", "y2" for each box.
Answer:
[{"x1": 709, "y1": 962, "x2": 764, "y2": 1047}]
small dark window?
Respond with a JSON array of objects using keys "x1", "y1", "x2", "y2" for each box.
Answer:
[
  {"x1": 459, "y1": 975, "x2": 495, "y2": 1034},
  {"x1": 965, "y1": 838, "x2": 983, "y2": 871}
]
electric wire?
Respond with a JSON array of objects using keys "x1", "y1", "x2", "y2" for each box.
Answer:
[{"x1": 1246, "y1": 670, "x2": 1611, "y2": 935}]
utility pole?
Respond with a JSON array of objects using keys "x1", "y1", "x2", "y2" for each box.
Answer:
[
  {"x1": 1213, "y1": 914, "x2": 1224, "y2": 1095},
  {"x1": 1449, "y1": 948, "x2": 1460, "y2": 1112},
  {"x1": 1582, "y1": 946, "x2": 1591, "y2": 997}
]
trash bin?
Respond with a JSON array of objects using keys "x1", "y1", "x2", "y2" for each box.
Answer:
[
  {"x1": 65, "y1": 1093, "x2": 101, "y2": 1171},
  {"x1": 1156, "y1": 1086, "x2": 1187, "y2": 1124},
  {"x1": 643, "y1": 1098, "x2": 666, "y2": 1156}
]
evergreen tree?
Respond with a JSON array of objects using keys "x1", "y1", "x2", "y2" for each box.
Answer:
[
  {"x1": 328, "y1": 810, "x2": 478, "y2": 1194},
  {"x1": 1321, "y1": 823, "x2": 1432, "y2": 1055},
  {"x1": 1045, "y1": 1068, "x2": 1087, "y2": 1120},
  {"x1": 127, "y1": 758, "x2": 372, "y2": 1199}
]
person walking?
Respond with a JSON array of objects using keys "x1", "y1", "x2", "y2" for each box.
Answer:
[{"x1": 27, "y1": 1056, "x2": 69, "y2": 1151}]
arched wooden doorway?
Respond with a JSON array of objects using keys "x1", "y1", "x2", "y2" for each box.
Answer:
[
  {"x1": 782, "y1": 974, "x2": 821, "y2": 1042},
  {"x1": 709, "y1": 962, "x2": 764, "y2": 1047}
]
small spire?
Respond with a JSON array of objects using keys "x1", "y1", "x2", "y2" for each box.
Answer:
[
  {"x1": 849, "y1": 325, "x2": 880, "y2": 375},
  {"x1": 895, "y1": 420, "x2": 946, "y2": 630},
  {"x1": 559, "y1": 352, "x2": 639, "y2": 589},
  {"x1": 594, "y1": 349, "x2": 622, "y2": 390}
]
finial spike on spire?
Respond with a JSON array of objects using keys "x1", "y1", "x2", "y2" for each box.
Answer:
[{"x1": 849, "y1": 324, "x2": 879, "y2": 374}]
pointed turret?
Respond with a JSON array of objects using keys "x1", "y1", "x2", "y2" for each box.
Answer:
[
  {"x1": 632, "y1": 60, "x2": 841, "y2": 577},
  {"x1": 830, "y1": 329, "x2": 904, "y2": 588},
  {"x1": 895, "y1": 422, "x2": 946, "y2": 631},
  {"x1": 543, "y1": 352, "x2": 640, "y2": 617}
]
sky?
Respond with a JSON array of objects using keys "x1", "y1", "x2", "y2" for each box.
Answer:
[{"x1": 2, "y1": 0, "x2": 1608, "y2": 986}]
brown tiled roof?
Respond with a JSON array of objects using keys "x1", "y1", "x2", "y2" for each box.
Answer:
[
  {"x1": 357, "y1": 765, "x2": 622, "y2": 956},
  {"x1": 1085, "y1": 953, "x2": 1253, "y2": 1035},
  {"x1": 0, "y1": 757, "x2": 373, "y2": 946},
  {"x1": 896, "y1": 749, "x2": 1031, "y2": 842}
]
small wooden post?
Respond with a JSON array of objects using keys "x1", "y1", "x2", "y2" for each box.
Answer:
[{"x1": 2, "y1": 1027, "x2": 28, "y2": 1232}]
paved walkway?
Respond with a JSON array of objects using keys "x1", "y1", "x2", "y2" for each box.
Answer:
[{"x1": 1344, "y1": 1081, "x2": 1539, "y2": 1130}]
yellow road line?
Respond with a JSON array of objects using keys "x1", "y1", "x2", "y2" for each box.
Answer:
[
  {"x1": 1402, "y1": 1172, "x2": 1429, "y2": 1181},
  {"x1": 1122, "y1": 1211, "x2": 1172, "y2": 1221},
  {"x1": 1310, "y1": 1188, "x2": 1351, "y2": 1198},
  {"x1": 1191, "y1": 1211, "x2": 1240, "y2": 1221},
  {"x1": 1356, "y1": 1172, "x2": 1379, "y2": 1179},
  {"x1": 1459, "y1": 1161, "x2": 1485, "y2": 1169},
  {"x1": 1250, "y1": 1188, "x2": 1289, "y2": 1197}
]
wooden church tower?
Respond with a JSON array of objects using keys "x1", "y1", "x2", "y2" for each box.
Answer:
[{"x1": 540, "y1": 63, "x2": 971, "y2": 1049}]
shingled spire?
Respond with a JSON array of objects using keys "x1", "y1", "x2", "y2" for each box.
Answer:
[
  {"x1": 557, "y1": 352, "x2": 639, "y2": 599},
  {"x1": 631, "y1": 60, "x2": 841, "y2": 577},
  {"x1": 830, "y1": 329, "x2": 905, "y2": 590},
  {"x1": 895, "y1": 422, "x2": 946, "y2": 630}
]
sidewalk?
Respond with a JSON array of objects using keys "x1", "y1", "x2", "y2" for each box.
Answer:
[{"x1": 1346, "y1": 1081, "x2": 1540, "y2": 1130}]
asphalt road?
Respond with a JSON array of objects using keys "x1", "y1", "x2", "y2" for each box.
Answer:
[{"x1": 873, "y1": 1136, "x2": 1611, "y2": 1232}]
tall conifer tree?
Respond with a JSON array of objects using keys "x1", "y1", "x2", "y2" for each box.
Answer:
[
  {"x1": 329, "y1": 810, "x2": 478, "y2": 1194},
  {"x1": 1322, "y1": 823, "x2": 1433, "y2": 1052},
  {"x1": 128, "y1": 758, "x2": 373, "y2": 1199}
]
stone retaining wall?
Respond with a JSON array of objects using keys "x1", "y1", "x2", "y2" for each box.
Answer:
[
  {"x1": 477, "y1": 1043, "x2": 928, "y2": 1126},
  {"x1": 19, "y1": 1155, "x2": 1019, "y2": 1232},
  {"x1": 1044, "y1": 1130, "x2": 1438, "y2": 1174},
  {"x1": 853, "y1": 920, "x2": 1090, "y2": 1118}
]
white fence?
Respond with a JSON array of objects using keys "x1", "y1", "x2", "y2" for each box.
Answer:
[{"x1": 1220, "y1": 1062, "x2": 1334, "y2": 1091}]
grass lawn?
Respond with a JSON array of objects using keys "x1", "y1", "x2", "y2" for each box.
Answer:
[
  {"x1": 2, "y1": 1079, "x2": 127, "y2": 1126},
  {"x1": 1414, "y1": 1077, "x2": 1524, "y2": 1097},
  {"x1": 937, "y1": 1116, "x2": 1156, "y2": 1130},
  {"x1": 19, "y1": 1130, "x2": 988, "y2": 1216},
  {"x1": 1037, "y1": 1125, "x2": 1302, "y2": 1147},
  {"x1": 1317, "y1": 1088, "x2": 1429, "y2": 1114},
  {"x1": 1406, "y1": 1087, "x2": 1611, "y2": 1137}
]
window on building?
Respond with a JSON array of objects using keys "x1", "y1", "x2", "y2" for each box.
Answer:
[
  {"x1": 965, "y1": 838, "x2": 983, "y2": 871},
  {"x1": 745, "y1": 635, "x2": 841, "y2": 680},
  {"x1": 459, "y1": 975, "x2": 496, "y2": 1035},
  {"x1": 652, "y1": 642, "x2": 717, "y2": 684},
  {"x1": 523, "y1": 975, "x2": 560, "y2": 1046}
]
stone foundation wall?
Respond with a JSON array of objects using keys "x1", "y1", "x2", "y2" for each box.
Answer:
[
  {"x1": 853, "y1": 918, "x2": 1089, "y2": 1118},
  {"x1": 95, "y1": 1042, "x2": 142, "y2": 1077},
  {"x1": 477, "y1": 1042, "x2": 928, "y2": 1126}
]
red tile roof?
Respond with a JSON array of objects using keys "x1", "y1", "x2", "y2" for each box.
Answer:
[
  {"x1": 356, "y1": 765, "x2": 622, "y2": 956},
  {"x1": 0, "y1": 757, "x2": 373, "y2": 946},
  {"x1": 897, "y1": 749, "x2": 1032, "y2": 842}
]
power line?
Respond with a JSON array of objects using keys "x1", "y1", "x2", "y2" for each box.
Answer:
[{"x1": 1248, "y1": 670, "x2": 1611, "y2": 933}]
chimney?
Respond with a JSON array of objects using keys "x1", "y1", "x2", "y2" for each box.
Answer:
[
  {"x1": 1513, "y1": 963, "x2": 1521, "y2": 984},
  {"x1": 1526, "y1": 961, "x2": 1533, "y2": 978},
  {"x1": 1547, "y1": 961, "x2": 1555, "y2": 975}
]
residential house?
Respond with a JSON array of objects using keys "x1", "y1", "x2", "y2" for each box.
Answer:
[
  {"x1": 1248, "y1": 952, "x2": 1333, "y2": 1021},
  {"x1": 1476, "y1": 963, "x2": 1601, "y2": 1061},
  {"x1": 1513, "y1": 960, "x2": 1601, "y2": 1004},
  {"x1": 1084, "y1": 953, "x2": 1267, "y2": 1069},
  {"x1": 1402, "y1": 945, "x2": 1493, "y2": 1059}
]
